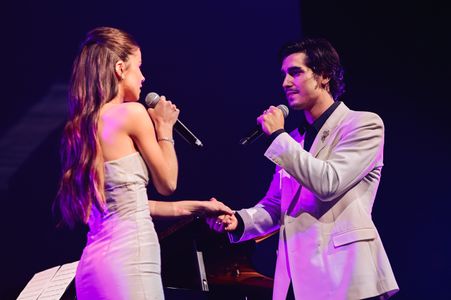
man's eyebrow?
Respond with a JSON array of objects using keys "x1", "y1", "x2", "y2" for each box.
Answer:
[
  {"x1": 288, "y1": 66, "x2": 302, "y2": 71},
  {"x1": 282, "y1": 66, "x2": 303, "y2": 73}
]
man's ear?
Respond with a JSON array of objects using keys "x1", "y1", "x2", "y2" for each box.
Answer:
[
  {"x1": 321, "y1": 76, "x2": 330, "y2": 86},
  {"x1": 320, "y1": 75, "x2": 331, "y2": 91},
  {"x1": 115, "y1": 60, "x2": 125, "y2": 80}
]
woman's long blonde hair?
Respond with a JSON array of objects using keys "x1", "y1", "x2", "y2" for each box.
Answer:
[{"x1": 56, "y1": 27, "x2": 139, "y2": 227}]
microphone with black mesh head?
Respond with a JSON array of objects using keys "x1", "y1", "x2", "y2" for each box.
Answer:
[{"x1": 145, "y1": 92, "x2": 203, "y2": 147}]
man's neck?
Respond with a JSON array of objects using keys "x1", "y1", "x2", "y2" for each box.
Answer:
[{"x1": 304, "y1": 95, "x2": 335, "y2": 124}]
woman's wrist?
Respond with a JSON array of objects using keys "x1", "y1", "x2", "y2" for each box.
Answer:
[{"x1": 155, "y1": 126, "x2": 174, "y2": 144}]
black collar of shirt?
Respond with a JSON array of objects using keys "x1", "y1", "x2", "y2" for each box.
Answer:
[
  {"x1": 299, "y1": 101, "x2": 341, "y2": 152},
  {"x1": 299, "y1": 101, "x2": 341, "y2": 135},
  {"x1": 267, "y1": 101, "x2": 341, "y2": 148}
]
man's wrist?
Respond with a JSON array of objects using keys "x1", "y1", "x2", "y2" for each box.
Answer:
[
  {"x1": 234, "y1": 211, "x2": 245, "y2": 235},
  {"x1": 268, "y1": 129, "x2": 285, "y2": 145}
]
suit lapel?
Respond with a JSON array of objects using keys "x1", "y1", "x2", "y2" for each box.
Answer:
[
  {"x1": 285, "y1": 103, "x2": 351, "y2": 217},
  {"x1": 310, "y1": 102, "x2": 350, "y2": 157},
  {"x1": 289, "y1": 128, "x2": 303, "y2": 190}
]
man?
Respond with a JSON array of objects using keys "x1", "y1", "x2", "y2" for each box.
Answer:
[{"x1": 210, "y1": 38, "x2": 399, "y2": 299}]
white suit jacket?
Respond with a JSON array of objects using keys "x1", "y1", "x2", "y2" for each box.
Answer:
[{"x1": 230, "y1": 103, "x2": 399, "y2": 300}]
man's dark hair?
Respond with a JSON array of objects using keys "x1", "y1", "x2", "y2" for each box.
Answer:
[{"x1": 280, "y1": 38, "x2": 345, "y2": 100}]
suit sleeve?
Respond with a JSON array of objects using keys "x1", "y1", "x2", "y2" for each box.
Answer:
[
  {"x1": 229, "y1": 168, "x2": 282, "y2": 243},
  {"x1": 264, "y1": 112, "x2": 384, "y2": 202}
]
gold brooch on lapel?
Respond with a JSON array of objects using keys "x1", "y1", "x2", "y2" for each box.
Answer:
[{"x1": 321, "y1": 130, "x2": 329, "y2": 142}]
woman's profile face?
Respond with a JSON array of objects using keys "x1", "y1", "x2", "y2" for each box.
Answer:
[{"x1": 122, "y1": 48, "x2": 145, "y2": 102}]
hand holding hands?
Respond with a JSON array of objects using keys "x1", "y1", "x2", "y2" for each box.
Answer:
[
  {"x1": 200, "y1": 198, "x2": 234, "y2": 217},
  {"x1": 206, "y1": 210, "x2": 238, "y2": 233}
]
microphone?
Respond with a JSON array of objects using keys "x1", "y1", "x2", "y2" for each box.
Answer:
[
  {"x1": 145, "y1": 92, "x2": 204, "y2": 147},
  {"x1": 239, "y1": 104, "x2": 289, "y2": 146}
]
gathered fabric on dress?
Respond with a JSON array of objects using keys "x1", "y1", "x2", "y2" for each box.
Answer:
[{"x1": 76, "y1": 152, "x2": 164, "y2": 300}]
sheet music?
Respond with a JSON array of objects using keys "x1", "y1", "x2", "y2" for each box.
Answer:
[
  {"x1": 16, "y1": 261, "x2": 78, "y2": 300},
  {"x1": 16, "y1": 266, "x2": 60, "y2": 300},
  {"x1": 38, "y1": 261, "x2": 78, "y2": 300}
]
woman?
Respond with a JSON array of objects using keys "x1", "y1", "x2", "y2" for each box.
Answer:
[{"x1": 56, "y1": 27, "x2": 232, "y2": 299}]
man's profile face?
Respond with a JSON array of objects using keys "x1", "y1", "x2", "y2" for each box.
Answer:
[{"x1": 281, "y1": 52, "x2": 322, "y2": 111}]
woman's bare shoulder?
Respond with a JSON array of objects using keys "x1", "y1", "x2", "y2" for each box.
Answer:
[
  {"x1": 117, "y1": 101, "x2": 147, "y2": 117},
  {"x1": 100, "y1": 102, "x2": 151, "y2": 133},
  {"x1": 101, "y1": 102, "x2": 147, "y2": 120},
  {"x1": 120, "y1": 102, "x2": 153, "y2": 133}
]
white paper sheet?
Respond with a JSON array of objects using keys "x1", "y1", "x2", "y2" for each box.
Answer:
[{"x1": 16, "y1": 261, "x2": 78, "y2": 300}]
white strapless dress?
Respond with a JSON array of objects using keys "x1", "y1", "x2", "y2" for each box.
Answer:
[{"x1": 75, "y1": 152, "x2": 164, "y2": 300}]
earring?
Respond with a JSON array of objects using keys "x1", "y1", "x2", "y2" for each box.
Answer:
[{"x1": 121, "y1": 74, "x2": 125, "y2": 80}]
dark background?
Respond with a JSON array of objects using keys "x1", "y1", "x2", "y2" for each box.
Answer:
[{"x1": 1, "y1": 0, "x2": 450, "y2": 299}]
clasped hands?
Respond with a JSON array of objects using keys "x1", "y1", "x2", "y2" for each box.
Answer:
[{"x1": 205, "y1": 200, "x2": 238, "y2": 233}]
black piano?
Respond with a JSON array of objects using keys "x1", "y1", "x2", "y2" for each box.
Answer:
[{"x1": 158, "y1": 216, "x2": 276, "y2": 300}]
